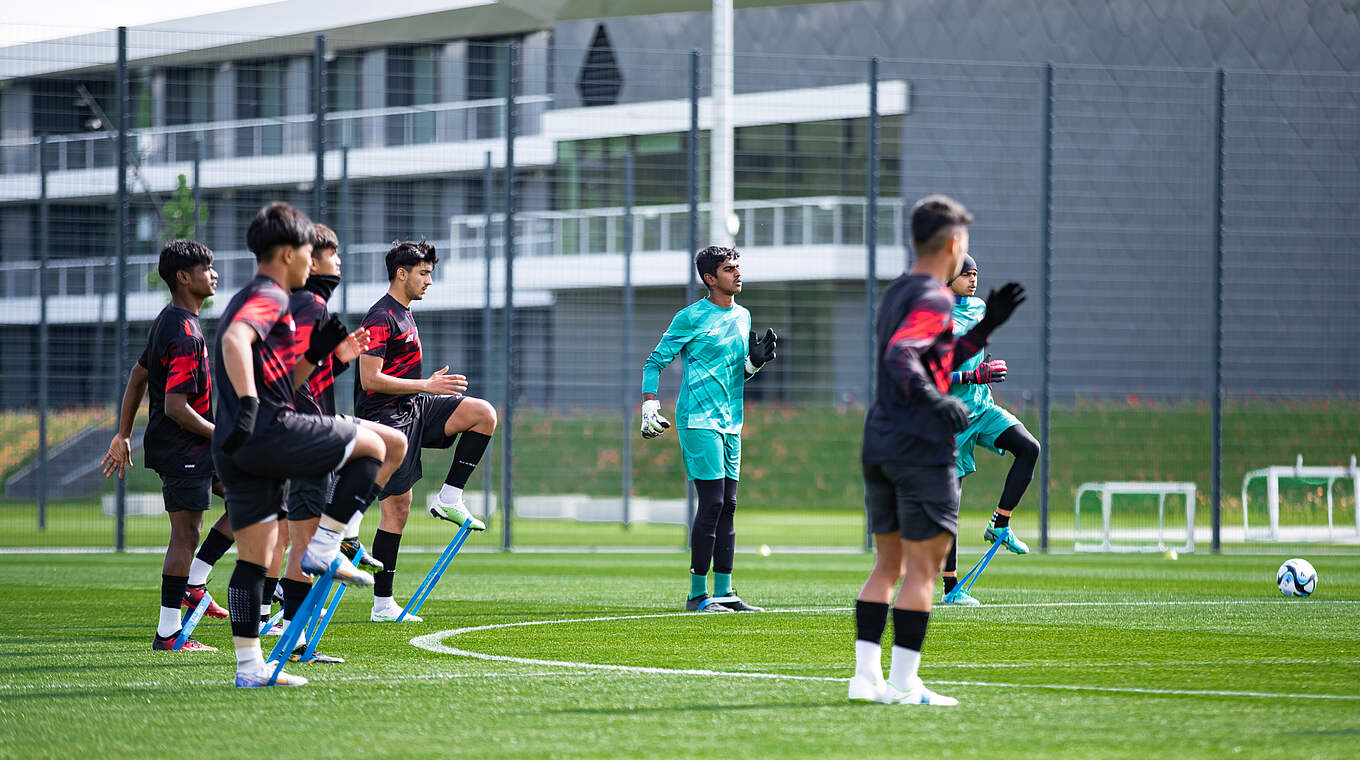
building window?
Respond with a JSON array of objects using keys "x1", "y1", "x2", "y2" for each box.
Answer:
[{"x1": 576, "y1": 24, "x2": 622, "y2": 107}]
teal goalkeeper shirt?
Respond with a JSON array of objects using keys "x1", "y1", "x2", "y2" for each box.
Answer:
[
  {"x1": 642, "y1": 298, "x2": 753, "y2": 433},
  {"x1": 949, "y1": 295, "x2": 993, "y2": 412}
]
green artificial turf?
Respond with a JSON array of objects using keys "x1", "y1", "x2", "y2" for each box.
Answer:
[{"x1": 1, "y1": 552, "x2": 1357, "y2": 759}]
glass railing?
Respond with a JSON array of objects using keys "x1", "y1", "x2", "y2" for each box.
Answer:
[
  {"x1": 0, "y1": 94, "x2": 551, "y2": 175},
  {"x1": 0, "y1": 197, "x2": 904, "y2": 300}
]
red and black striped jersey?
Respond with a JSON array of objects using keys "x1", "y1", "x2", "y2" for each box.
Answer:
[
  {"x1": 212, "y1": 275, "x2": 298, "y2": 438},
  {"x1": 289, "y1": 288, "x2": 347, "y2": 416},
  {"x1": 356, "y1": 293, "x2": 421, "y2": 424},
  {"x1": 137, "y1": 305, "x2": 213, "y2": 476}
]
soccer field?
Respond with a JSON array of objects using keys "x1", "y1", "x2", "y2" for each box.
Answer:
[{"x1": 3, "y1": 551, "x2": 1358, "y2": 759}]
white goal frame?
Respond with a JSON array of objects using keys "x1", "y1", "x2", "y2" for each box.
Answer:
[
  {"x1": 1240, "y1": 455, "x2": 1359, "y2": 542},
  {"x1": 1074, "y1": 481, "x2": 1196, "y2": 553}
]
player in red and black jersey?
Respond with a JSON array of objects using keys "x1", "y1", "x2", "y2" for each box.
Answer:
[
  {"x1": 102, "y1": 240, "x2": 233, "y2": 652},
  {"x1": 848, "y1": 195, "x2": 1025, "y2": 706},
  {"x1": 213, "y1": 202, "x2": 407, "y2": 688},
  {"x1": 356, "y1": 240, "x2": 496, "y2": 623}
]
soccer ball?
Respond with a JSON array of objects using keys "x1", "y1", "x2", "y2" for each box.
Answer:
[{"x1": 1276, "y1": 558, "x2": 1318, "y2": 597}]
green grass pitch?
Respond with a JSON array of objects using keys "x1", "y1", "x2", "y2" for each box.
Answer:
[{"x1": 2, "y1": 550, "x2": 1357, "y2": 759}]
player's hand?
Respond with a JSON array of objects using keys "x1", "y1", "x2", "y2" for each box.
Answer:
[
  {"x1": 745, "y1": 328, "x2": 777, "y2": 374},
  {"x1": 976, "y1": 282, "x2": 1026, "y2": 335},
  {"x1": 424, "y1": 366, "x2": 468, "y2": 396},
  {"x1": 975, "y1": 355, "x2": 1007, "y2": 384},
  {"x1": 922, "y1": 387, "x2": 970, "y2": 432},
  {"x1": 223, "y1": 396, "x2": 259, "y2": 454},
  {"x1": 304, "y1": 314, "x2": 351, "y2": 365},
  {"x1": 640, "y1": 399, "x2": 670, "y2": 439},
  {"x1": 333, "y1": 327, "x2": 369, "y2": 364},
  {"x1": 101, "y1": 434, "x2": 132, "y2": 479}
]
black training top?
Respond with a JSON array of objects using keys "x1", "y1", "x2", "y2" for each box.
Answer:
[
  {"x1": 137, "y1": 304, "x2": 213, "y2": 477},
  {"x1": 289, "y1": 288, "x2": 348, "y2": 417},
  {"x1": 862, "y1": 273, "x2": 987, "y2": 466},
  {"x1": 211, "y1": 274, "x2": 298, "y2": 452},
  {"x1": 357, "y1": 293, "x2": 423, "y2": 425}
]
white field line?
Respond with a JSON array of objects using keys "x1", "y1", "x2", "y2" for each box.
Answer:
[
  {"x1": 408, "y1": 601, "x2": 1360, "y2": 702},
  {"x1": 0, "y1": 671, "x2": 568, "y2": 693}
]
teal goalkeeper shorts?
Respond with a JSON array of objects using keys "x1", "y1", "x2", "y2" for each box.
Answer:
[
  {"x1": 677, "y1": 428, "x2": 742, "y2": 481},
  {"x1": 956, "y1": 403, "x2": 1020, "y2": 479}
]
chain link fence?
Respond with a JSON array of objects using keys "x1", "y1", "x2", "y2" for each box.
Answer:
[{"x1": 0, "y1": 27, "x2": 1355, "y2": 554}]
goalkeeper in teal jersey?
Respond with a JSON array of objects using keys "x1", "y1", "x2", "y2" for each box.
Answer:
[
  {"x1": 640, "y1": 246, "x2": 778, "y2": 613},
  {"x1": 940, "y1": 254, "x2": 1041, "y2": 606}
]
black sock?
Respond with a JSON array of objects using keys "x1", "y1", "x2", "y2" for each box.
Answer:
[
  {"x1": 943, "y1": 576, "x2": 958, "y2": 593},
  {"x1": 161, "y1": 574, "x2": 188, "y2": 610},
  {"x1": 689, "y1": 479, "x2": 725, "y2": 576},
  {"x1": 892, "y1": 608, "x2": 930, "y2": 652},
  {"x1": 711, "y1": 479, "x2": 739, "y2": 575},
  {"x1": 992, "y1": 510, "x2": 1011, "y2": 529},
  {"x1": 281, "y1": 578, "x2": 312, "y2": 622},
  {"x1": 855, "y1": 600, "x2": 890, "y2": 644},
  {"x1": 227, "y1": 560, "x2": 267, "y2": 639},
  {"x1": 325, "y1": 456, "x2": 383, "y2": 524},
  {"x1": 372, "y1": 529, "x2": 402, "y2": 598},
  {"x1": 944, "y1": 537, "x2": 958, "y2": 574},
  {"x1": 446, "y1": 432, "x2": 492, "y2": 489},
  {"x1": 261, "y1": 576, "x2": 278, "y2": 621},
  {"x1": 195, "y1": 527, "x2": 234, "y2": 566}
]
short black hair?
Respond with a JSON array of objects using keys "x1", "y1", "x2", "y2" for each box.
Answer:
[
  {"x1": 312, "y1": 223, "x2": 338, "y2": 256},
  {"x1": 245, "y1": 202, "x2": 315, "y2": 262},
  {"x1": 385, "y1": 238, "x2": 439, "y2": 281},
  {"x1": 909, "y1": 194, "x2": 973, "y2": 250},
  {"x1": 157, "y1": 239, "x2": 213, "y2": 292},
  {"x1": 695, "y1": 246, "x2": 739, "y2": 288}
]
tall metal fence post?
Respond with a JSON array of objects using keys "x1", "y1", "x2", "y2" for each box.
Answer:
[
  {"x1": 339, "y1": 142, "x2": 352, "y2": 412},
  {"x1": 685, "y1": 49, "x2": 700, "y2": 541},
  {"x1": 1038, "y1": 63, "x2": 1053, "y2": 553},
  {"x1": 192, "y1": 136, "x2": 202, "y2": 240},
  {"x1": 313, "y1": 35, "x2": 327, "y2": 221},
  {"x1": 482, "y1": 151, "x2": 494, "y2": 531},
  {"x1": 622, "y1": 152, "x2": 635, "y2": 529},
  {"x1": 38, "y1": 137, "x2": 49, "y2": 531},
  {"x1": 501, "y1": 42, "x2": 518, "y2": 552},
  {"x1": 1210, "y1": 69, "x2": 1226, "y2": 553},
  {"x1": 864, "y1": 57, "x2": 879, "y2": 551},
  {"x1": 114, "y1": 26, "x2": 129, "y2": 552}
]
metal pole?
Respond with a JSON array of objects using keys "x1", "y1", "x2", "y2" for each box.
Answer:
[
  {"x1": 864, "y1": 58, "x2": 879, "y2": 551},
  {"x1": 38, "y1": 137, "x2": 49, "y2": 531},
  {"x1": 313, "y1": 34, "x2": 327, "y2": 221},
  {"x1": 339, "y1": 143, "x2": 351, "y2": 412},
  {"x1": 709, "y1": 0, "x2": 734, "y2": 248},
  {"x1": 685, "y1": 48, "x2": 700, "y2": 541},
  {"x1": 114, "y1": 26, "x2": 129, "y2": 552},
  {"x1": 482, "y1": 151, "x2": 494, "y2": 532},
  {"x1": 1038, "y1": 63, "x2": 1053, "y2": 553},
  {"x1": 1211, "y1": 69, "x2": 1225, "y2": 554},
  {"x1": 192, "y1": 135, "x2": 202, "y2": 240},
  {"x1": 622, "y1": 152, "x2": 635, "y2": 529},
  {"x1": 500, "y1": 42, "x2": 517, "y2": 552}
]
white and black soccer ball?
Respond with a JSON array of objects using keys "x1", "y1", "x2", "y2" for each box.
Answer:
[{"x1": 1276, "y1": 558, "x2": 1318, "y2": 597}]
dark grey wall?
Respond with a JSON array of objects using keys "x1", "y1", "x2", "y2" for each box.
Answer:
[{"x1": 550, "y1": 1, "x2": 1360, "y2": 400}]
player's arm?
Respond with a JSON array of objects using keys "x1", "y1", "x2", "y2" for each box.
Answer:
[
  {"x1": 357, "y1": 355, "x2": 467, "y2": 396},
  {"x1": 219, "y1": 319, "x2": 262, "y2": 453},
  {"x1": 101, "y1": 362, "x2": 149, "y2": 479},
  {"x1": 953, "y1": 282, "x2": 1026, "y2": 370},
  {"x1": 951, "y1": 355, "x2": 1007, "y2": 386},
  {"x1": 292, "y1": 314, "x2": 369, "y2": 389},
  {"x1": 639, "y1": 311, "x2": 694, "y2": 437},
  {"x1": 744, "y1": 328, "x2": 777, "y2": 380},
  {"x1": 884, "y1": 297, "x2": 968, "y2": 430},
  {"x1": 164, "y1": 393, "x2": 213, "y2": 438}
]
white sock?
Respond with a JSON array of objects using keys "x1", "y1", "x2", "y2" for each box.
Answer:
[
  {"x1": 373, "y1": 595, "x2": 394, "y2": 611},
  {"x1": 438, "y1": 484, "x2": 463, "y2": 505},
  {"x1": 344, "y1": 511, "x2": 364, "y2": 540},
  {"x1": 157, "y1": 606, "x2": 182, "y2": 638},
  {"x1": 187, "y1": 558, "x2": 213, "y2": 586},
  {"x1": 307, "y1": 522, "x2": 344, "y2": 564},
  {"x1": 260, "y1": 602, "x2": 271, "y2": 618},
  {"x1": 233, "y1": 637, "x2": 264, "y2": 671},
  {"x1": 281, "y1": 620, "x2": 306, "y2": 647},
  {"x1": 854, "y1": 639, "x2": 883, "y2": 681},
  {"x1": 887, "y1": 645, "x2": 922, "y2": 691}
]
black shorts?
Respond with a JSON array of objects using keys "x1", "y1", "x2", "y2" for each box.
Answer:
[
  {"x1": 215, "y1": 411, "x2": 358, "y2": 531},
  {"x1": 863, "y1": 461, "x2": 959, "y2": 541},
  {"x1": 367, "y1": 395, "x2": 463, "y2": 499},
  {"x1": 286, "y1": 473, "x2": 334, "y2": 520},
  {"x1": 160, "y1": 474, "x2": 212, "y2": 512}
]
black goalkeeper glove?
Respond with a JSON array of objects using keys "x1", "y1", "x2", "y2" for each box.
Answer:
[
  {"x1": 304, "y1": 314, "x2": 349, "y2": 365},
  {"x1": 974, "y1": 282, "x2": 1027, "y2": 338},
  {"x1": 223, "y1": 396, "x2": 259, "y2": 454},
  {"x1": 921, "y1": 386, "x2": 970, "y2": 432},
  {"x1": 745, "y1": 328, "x2": 778, "y2": 374}
]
